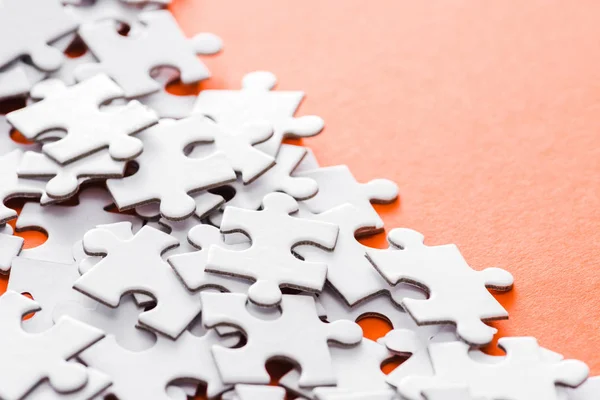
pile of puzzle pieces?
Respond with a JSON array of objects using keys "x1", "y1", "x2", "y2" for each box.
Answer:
[{"x1": 0, "y1": 1, "x2": 596, "y2": 399}]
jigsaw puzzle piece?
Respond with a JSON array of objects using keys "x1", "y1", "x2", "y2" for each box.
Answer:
[
  {"x1": 397, "y1": 337, "x2": 589, "y2": 400},
  {"x1": 0, "y1": 116, "x2": 41, "y2": 155},
  {"x1": 193, "y1": 71, "x2": 324, "y2": 157},
  {"x1": 0, "y1": 0, "x2": 79, "y2": 71},
  {"x1": 52, "y1": 295, "x2": 157, "y2": 352},
  {"x1": 107, "y1": 116, "x2": 236, "y2": 221},
  {"x1": 76, "y1": 10, "x2": 221, "y2": 97},
  {"x1": 79, "y1": 330, "x2": 237, "y2": 399},
  {"x1": 18, "y1": 150, "x2": 125, "y2": 200},
  {"x1": 0, "y1": 149, "x2": 44, "y2": 224},
  {"x1": 0, "y1": 290, "x2": 104, "y2": 400},
  {"x1": 0, "y1": 63, "x2": 32, "y2": 100},
  {"x1": 297, "y1": 165, "x2": 398, "y2": 230},
  {"x1": 0, "y1": 232, "x2": 23, "y2": 273},
  {"x1": 136, "y1": 190, "x2": 225, "y2": 221},
  {"x1": 207, "y1": 192, "x2": 338, "y2": 306},
  {"x1": 16, "y1": 187, "x2": 142, "y2": 264},
  {"x1": 366, "y1": 228, "x2": 513, "y2": 346},
  {"x1": 565, "y1": 376, "x2": 600, "y2": 400},
  {"x1": 202, "y1": 292, "x2": 362, "y2": 387},
  {"x1": 74, "y1": 223, "x2": 202, "y2": 339},
  {"x1": 280, "y1": 337, "x2": 396, "y2": 399},
  {"x1": 7, "y1": 74, "x2": 158, "y2": 164},
  {"x1": 167, "y1": 224, "x2": 251, "y2": 292},
  {"x1": 65, "y1": 0, "x2": 166, "y2": 28},
  {"x1": 208, "y1": 144, "x2": 318, "y2": 226},
  {"x1": 135, "y1": 67, "x2": 197, "y2": 119}
]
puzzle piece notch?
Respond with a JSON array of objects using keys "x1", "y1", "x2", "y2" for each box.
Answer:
[
  {"x1": 76, "y1": 10, "x2": 222, "y2": 97},
  {"x1": 207, "y1": 192, "x2": 339, "y2": 306},
  {"x1": 7, "y1": 74, "x2": 158, "y2": 164},
  {"x1": 297, "y1": 165, "x2": 398, "y2": 229},
  {"x1": 106, "y1": 115, "x2": 236, "y2": 221},
  {"x1": 194, "y1": 71, "x2": 324, "y2": 157},
  {"x1": 397, "y1": 337, "x2": 589, "y2": 400},
  {"x1": 74, "y1": 222, "x2": 202, "y2": 339},
  {"x1": 366, "y1": 228, "x2": 513, "y2": 346},
  {"x1": 17, "y1": 150, "x2": 125, "y2": 200},
  {"x1": 201, "y1": 292, "x2": 362, "y2": 387},
  {"x1": 0, "y1": 290, "x2": 104, "y2": 400},
  {"x1": 0, "y1": 0, "x2": 79, "y2": 71}
]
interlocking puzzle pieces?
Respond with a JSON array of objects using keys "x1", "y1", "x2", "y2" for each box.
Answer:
[
  {"x1": 223, "y1": 384, "x2": 286, "y2": 400},
  {"x1": 0, "y1": 291, "x2": 104, "y2": 400},
  {"x1": 207, "y1": 144, "x2": 318, "y2": 226},
  {"x1": 76, "y1": 10, "x2": 222, "y2": 97},
  {"x1": 0, "y1": 0, "x2": 79, "y2": 72},
  {"x1": 74, "y1": 222, "x2": 202, "y2": 339},
  {"x1": 7, "y1": 74, "x2": 158, "y2": 164},
  {"x1": 392, "y1": 337, "x2": 589, "y2": 400},
  {"x1": 78, "y1": 330, "x2": 238, "y2": 399},
  {"x1": 279, "y1": 337, "x2": 396, "y2": 399},
  {"x1": 167, "y1": 224, "x2": 251, "y2": 293},
  {"x1": 18, "y1": 150, "x2": 126, "y2": 200},
  {"x1": 16, "y1": 187, "x2": 142, "y2": 264},
  {"x1": 365, "y1": 228, "x2": 513, "y2": 346},
  {"x1": 0, "y1": 149, "x2": 44, "y2": 224},
  {"x1": 206, "y1": 192, "x2": 338, "y2": 306},
  {"x1": 107, "y1": 115, "x2": 236, "y2": 221},
  {"x1": 201, "y1": 292, "x2": 363, "y2": 387},
  {"x1": 295, "y1": 204, "x2": 423, "y2": 307},
  {"x1": 193, "y1": 71, "x2": 324, "y2": 157},
  {"x1": 297, "y1": 165, "x2": 399, "y2": 230},
  {"x1": 186, "y1": 116, "x2": 275, "y2": 184}
]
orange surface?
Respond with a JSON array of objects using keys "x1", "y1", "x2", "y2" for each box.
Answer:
[
  {"x1": 0, "y1": 0, "x2": 598, "y2": 390},
  {"x1": 170, "y1": 0, "x2": 600, "y2": 374}
]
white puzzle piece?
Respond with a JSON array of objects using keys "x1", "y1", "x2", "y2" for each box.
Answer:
[
  {"x1": 422, "y1": 388, "x2": 484, "y2": 400},
  {"x1": 0, "y1": 231, "x2": 23, "y2": 273},
  {"x1": 187, "y1": 117, "x2": 275, "y2": 184},
  {"x1": 7, "y1": 257, "x2": 94, "y2": 332},
  {"x1": 52, "y1": 295, "x2": 157, "y2": 352},
  {"x1": 280, "y1": 338, "x2": 396, "y2": 399},
  {"x1": 0, "y1": 290, "x2": 104, "y2": 400},
  {"x1": 16, "y1": 188, "x2": 142, "y2": 264},
  {"x1": 79, "y1": 330, "x2": 237, "y2": 399},
  {"x1": 224, "y1": 384, "x2": 286, "y2": 400},
  {"x1": 7, "y1": 74, "x2": 158, "y2": 164},
  {"x1": 136, "y1": 190, "x2": 225, "y2": 221},
  {"x1": 295, "y1": 204, "x2": 424, "y2": 306},
  {"x1": 193, "y1": 71, "x2": 324, "y2": 157},
  {"x1": 0, "y1": 0, "x2": 79, "y2": 71},
  {"x1": 0, "y1": 63, "x2": 32, "y2": 100},
  {"x1": 168, "y1": 224, "x2": 251, "y2": 293},
  {"x1": 297, "y1": 165, "x2": 399, "y2": 230},
  {"x1": 18, "y1": 150, "x2": 126, "y2": 200},
  {"x1": 201, "y1": 292, "x2": 363, "y2": 386},
  {"x1": 396, "y1": 337, "x2": 589, "y2": 400},
  {"x1": 208, "y1": 144, "x2": 318, "y2": 226},
  {"x1": 0, "y1": 116, "x2": 41, "y2": 155},
  {"x1": 27, "y1": 365, "x2": 112, "y2": 400},
  {"x1": 365, "y1": 228, "x2": 514, "y2": 346},
  {"x1": 106, "y1": 116, "x2": 236, "y2": 221},
  {"x1": 76, "y1": 10, "x2": 222, "y2": 97},
  {"x1": 207, "y1": 192, "x2": 338, "y2": 306},
  {"x1": 74, "y1": 222, "x2": 203, "y2": 339},
  {"x1": 156, "y1": 216, "x2": 203, "y2": 256},
  {"x1": 0, "y1": 149, "x2": 44, "y2": 224}
]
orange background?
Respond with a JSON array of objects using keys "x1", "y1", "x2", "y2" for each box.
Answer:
[
  {"x1": 1, "y1": 0, "x2": 598, "y2": 385},
  {"x1": 171, "y1": 0, "x2": 600, "y2": 374}
]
